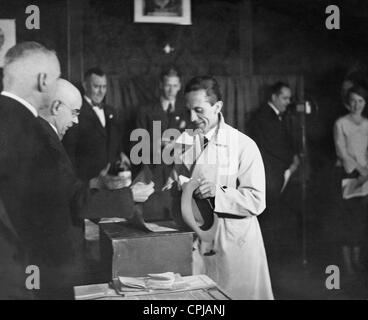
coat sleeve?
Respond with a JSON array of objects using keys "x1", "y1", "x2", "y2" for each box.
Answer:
[
  {"x1": 62, "y1": 124, "x2": 80, "y2": 169},
  {"x1": 214, "y1": 138, "x2": 266, "y2": 217},
  {"x1": 69, "y1": 177, "x2": 136, "y2": 220}
]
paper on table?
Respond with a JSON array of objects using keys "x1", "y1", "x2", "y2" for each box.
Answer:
[
  {"x1": 144, "y1": 223, "x2": 178, "y2": 232},
  {"x1": 281, "y1": 169, "x2": 291, "y2": 193}
]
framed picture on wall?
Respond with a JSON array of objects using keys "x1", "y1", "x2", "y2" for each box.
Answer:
[
  {"x1": 134, "y1": 0, "x2": 191, "y2": 25},
  {"x1": 0, "y1": 19, "x2": 16, "y2": 67}
]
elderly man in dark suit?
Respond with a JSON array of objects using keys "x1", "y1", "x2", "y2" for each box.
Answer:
[
  {"x1": 248, "y1": 82, "x2": 300, "y2": 260},
  {"x1": 0, "y1": 198, "x2": 33, "y2": 299},
  {"x1": 0, "y1": 42, "x2": 64, "y2": 299},
  {"x1": 37, "y1": 78, "x2": 154, "y2": 296},
  {"x1": 0, "y1": 43, "x2": 153, "y2": 299}
]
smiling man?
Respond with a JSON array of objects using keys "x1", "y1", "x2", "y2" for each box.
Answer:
[
  {"x1": 171, "y1": 76, "x2": 273, "y2": 300},
  {"x1": 63, "y1": 67, "x2": 128, "y2": 182}
]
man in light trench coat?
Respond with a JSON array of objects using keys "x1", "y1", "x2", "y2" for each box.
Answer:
[{"x1": 167, "y1": 76, "x2": 274, "y2": 300}]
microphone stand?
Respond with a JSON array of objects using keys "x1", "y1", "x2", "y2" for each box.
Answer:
[{"x1": 300, "y1": 107, "x2": 308, "y2": 268}]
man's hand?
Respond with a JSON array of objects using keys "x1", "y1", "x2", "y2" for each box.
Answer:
[
  {"x1": 289, "y1": 155, "x2": 300, "y2": 175},
  {"x1": 119, "y1": 152, "x2": 131, "y2": 171},
  {"x1": 357, "y1": 165, "x2": 368, "y2": 177},
  {"x1": 194, "y1": 179, "x2": 216, "y2": 199},
  {"x1": 131, "y1": 181, "x2": 155, "y2": 203},
  {"x1": 90, "y1": 163, "x2": 132, "y2": 190}
]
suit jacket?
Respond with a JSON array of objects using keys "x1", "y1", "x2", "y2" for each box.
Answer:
[
  {"x1": 136, "y1": 97, "x2": 189, "y2": 182},
  {"x1": 62, "y1": 99, "x2": 123, "y2": 181},
  {"x1": 135, "y1": 97, "x2": 189, "y2": 221},
  {"x1": 0, "y1": 198, "x2": 33, "y2": 299},
  {"x1": 0, "y1": 95, "x2": 135, "y2": 299},
  {"x1": 247, "y1": 104, "x2": 295, "y2": 204}
]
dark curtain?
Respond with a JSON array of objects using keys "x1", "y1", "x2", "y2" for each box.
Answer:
[{"x1": 106, "y1": 74, "x2": 304, "y2": 148}]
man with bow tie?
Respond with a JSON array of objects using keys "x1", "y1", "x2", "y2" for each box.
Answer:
[{"x1": 63, "y1": 67, "x2": 128, "y2": 182}]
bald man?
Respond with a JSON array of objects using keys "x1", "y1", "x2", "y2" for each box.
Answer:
[
  {"x1": 39, "y1": 78, "x2": 154, "y2": 196},
  {"x1": 28, "y1": 78, "x2": 153, "y2": 298},
  {"x1": 39, "y1": 78, "x2": 82, "y2": 139},
  {"x1": 0, "y1": 44, "x2": 140, "y2": 299}
]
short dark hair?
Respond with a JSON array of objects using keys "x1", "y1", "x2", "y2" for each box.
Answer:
[
  {"x1": 84, "y1": 67, "x2": 106, "y2": 81},
  {"x1": 269, "y1": 81, "x2": 290, "y2": 99},
  {"x1": 184, "y1": 76, "x2": 222, "y2": 105},
  {"x1": 347, "y1": 85, "x2": 368, "y2": 103},
  {"x1": 160, "y1": 66, "x2": 181, "y2": 82}
]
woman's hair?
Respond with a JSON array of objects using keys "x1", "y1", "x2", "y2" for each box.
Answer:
[{"x1": 347, "y1": 85, "x2": 368, "y2": 104}]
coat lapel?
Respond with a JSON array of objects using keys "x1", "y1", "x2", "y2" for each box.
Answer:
[
  {"x1": 83, "y1": 101, "x2": 107, "y2": 138},
  {"x1": 0, "y1": 199, "x2": 20, "y2": 241},
  {"x1": 177, "y1": 114, "x2": 230, "y2": 182}
]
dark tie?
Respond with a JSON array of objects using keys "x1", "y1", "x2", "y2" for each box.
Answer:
[
  {"x1": 203, "y1": 136, "x2": 209, "y2": 150},
  {"x1": 167, "y1": 103, "x2": 174, "y2": 114},
  {"x1": 167, "y1": 103, "x2": 174, "y2": 128},
  {"x1": 200, "y1": 135, "x2": 209, "y2": 151}
]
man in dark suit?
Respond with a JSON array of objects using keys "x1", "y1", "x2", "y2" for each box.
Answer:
[
  {"x1": 0, "y1": 43, "x2": 153, "y2": 299},
  {"x1": 135, "y1": 67, "x2": 189, "y2": 221},
  {"x1": 37, "y1": 78, "x2": 154, "y2": 295},
  {"x1": 247, "y1": 82, "x2": 300, "y2": 259},
  {"x1": 0, "y1": 198, "x2": 33, "y2": 299},
  {"x1": 0, "y1": 42, "x2": 65, "y2": 299},
  {"x1": 63, "y1": 67, "x2": 128, "y2": 181}
]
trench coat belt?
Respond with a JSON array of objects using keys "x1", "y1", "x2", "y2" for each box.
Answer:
[{"x1": 216, "y1": 212, "x2": 246, "y2": 219}]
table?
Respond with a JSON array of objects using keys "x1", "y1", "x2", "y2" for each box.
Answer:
[{"x1": 74, "y1": 275, "x2": 231, "y2": 300}]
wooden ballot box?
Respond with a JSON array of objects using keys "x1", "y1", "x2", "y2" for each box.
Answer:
[{"x1": 100, "y1": 221, "x2": 194, "y2": 279}]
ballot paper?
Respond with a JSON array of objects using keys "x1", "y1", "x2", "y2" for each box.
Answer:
[
  {"x1": 281, "y1": 169, "x2": 291, "y2": 193},
  {"x1": 114, "y1": 273, "x2": 187, "y2": 294},
  {"x1": 342, "y1": 178, "x2": 368, "y2": 199}
]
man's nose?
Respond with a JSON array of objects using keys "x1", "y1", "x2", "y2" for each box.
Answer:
[
  {"x1": 190, "y1": 110, "x2": 198, "y2": 122},
  {"x1": 73, "y1": 117, "x2": 79, "y2": 124}
]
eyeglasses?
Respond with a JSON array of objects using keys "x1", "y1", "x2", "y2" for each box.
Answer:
[{"x1": 55, "y1": 100, "x2": 80, "y2": 117}]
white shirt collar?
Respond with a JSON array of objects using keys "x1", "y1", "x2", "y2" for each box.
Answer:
[
  {"x1": 161, "y1": 97, "x2": 175, "y2": 112},
  {"x1": 204, "y1": 126, "x2": 217, "y2": 141},
  {"x1": 48, "y1": 122, "x2": 59, "y2": 135},
  {"x1": 268, "y1": 102, "x2": 280, "y2": 116},
  {"x1": 84, "y1": 95, "x2": 93, "y2": 107},
  {"x1": 1, "y1": 91, "x2": 38, "y2": 117}
]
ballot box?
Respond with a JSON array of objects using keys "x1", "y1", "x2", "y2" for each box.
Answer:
[
  {"x1": 74, "y1": 274, "x2": 232, "y2": 300},
  {"x1": 100, "y1": 221, "x2": 194, "y2": 279}
]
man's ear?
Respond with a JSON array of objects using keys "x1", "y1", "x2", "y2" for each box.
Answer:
[
  {"x1": 82, "y1": 81, "x2": 87, "y2": 93},
  {"x1": 50, "y1": 100, "x2": 60, "y2": 116},
  {"x1": 271, "y1": 94, "x2": 276, "y2": 103},
  {"x1": 37, "y1": 73, "x2": 48, "y2": 92},
  {"x1": 215, "y1": 101, "x2": 223, "y2": 114}
]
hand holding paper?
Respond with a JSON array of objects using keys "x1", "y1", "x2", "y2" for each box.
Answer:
[{"x1": 131, "y1": 181, "x2": 155, "y2": 203}]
